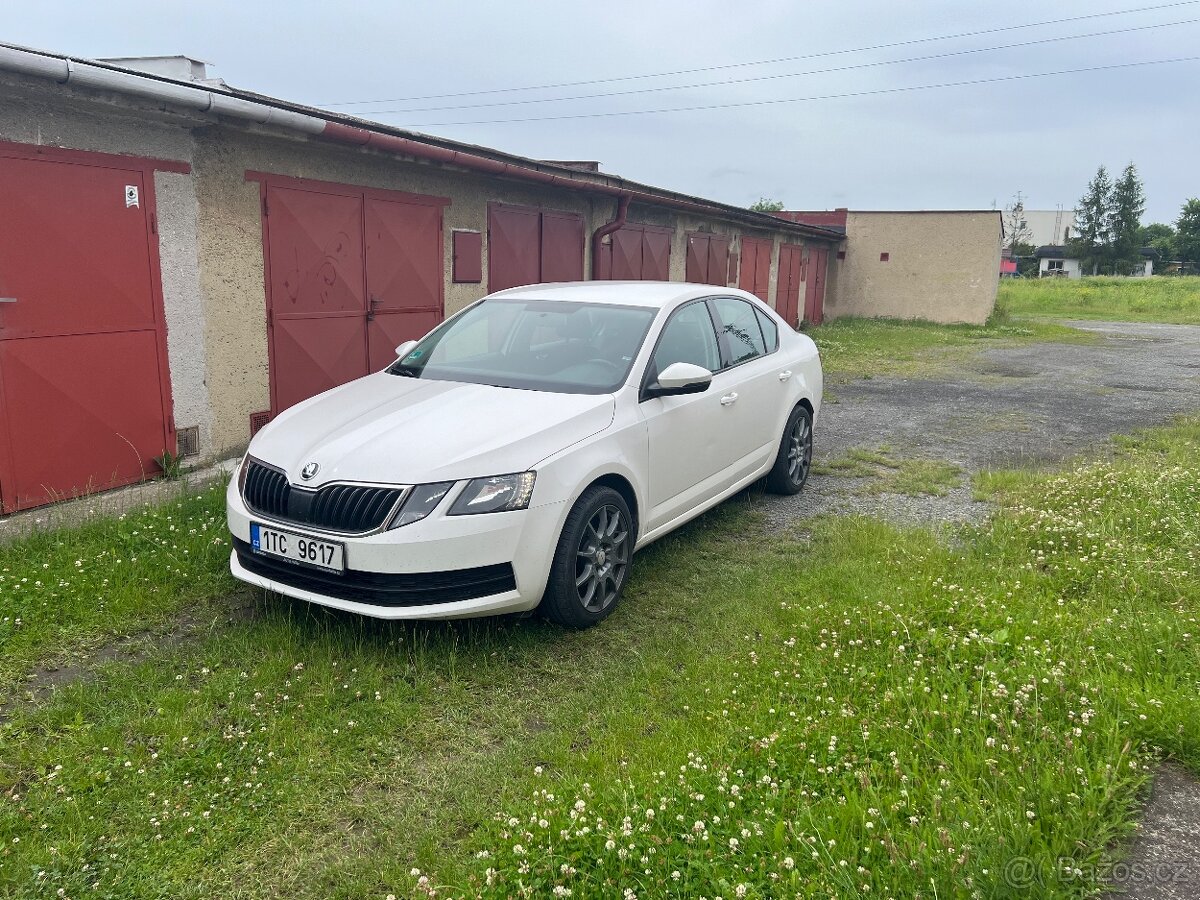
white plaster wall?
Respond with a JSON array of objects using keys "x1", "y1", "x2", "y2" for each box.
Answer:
[{"x1": 153, "y1": 170, "x2": 213, "y2": 456}]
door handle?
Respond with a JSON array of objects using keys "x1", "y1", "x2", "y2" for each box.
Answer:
[
  {"x1": 720, "y1": 392, "x2": 739, "y2": 406},
  {"x1": 778, "y1": 370, "x2": 793, "y2": 381},
  {"x1": 367, "y1": 296, "x2": 381, "y2": 321},
  {"x1": 0, "y1": 298, "x2": 16, "y2": 303}
]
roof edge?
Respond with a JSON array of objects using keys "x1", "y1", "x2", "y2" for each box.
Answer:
[{"x1": 0, "y1": 41, "x2": 843, "y2": 242}]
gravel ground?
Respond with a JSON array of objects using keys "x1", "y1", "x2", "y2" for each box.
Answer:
[
  {"x1": 767, "y1": 320, "x2": 1200, "y2": 528},
  {"x1": 766, "y1": 319, "x2": 1200, "y2": 898}
]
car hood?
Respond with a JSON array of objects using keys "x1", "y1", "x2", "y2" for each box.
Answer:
[{"x1": 249, "y1": 373, "x2": 616, "y2": 487}]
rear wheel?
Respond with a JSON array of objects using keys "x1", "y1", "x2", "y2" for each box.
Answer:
[
  {"x1": 766, "y1": 405, "x2": 813, "y2": 495},
  {"x1": 540, "y1": 485, "x2": 633, "y2": 628}
]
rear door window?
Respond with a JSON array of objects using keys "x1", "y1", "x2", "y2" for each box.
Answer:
[{"x1": 710, "y1": 297, "x2": 767, "y2": 367}]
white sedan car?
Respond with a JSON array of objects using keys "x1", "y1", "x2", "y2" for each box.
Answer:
[{"x1": 227, "y1": 282, "x2": 821, "y2": 627}]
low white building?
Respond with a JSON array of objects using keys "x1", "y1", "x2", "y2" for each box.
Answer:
[
  {"x1": 1035, "y1": 246, "x2": 1082, "y2": 278},
  {"x1": 1035, "y1": 245, "x2": 1155, "y2": 278}
]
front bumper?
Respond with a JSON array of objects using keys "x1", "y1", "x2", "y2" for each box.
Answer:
[{"x1": 226, "y1": 477, "x2": 565, "y2": 620}]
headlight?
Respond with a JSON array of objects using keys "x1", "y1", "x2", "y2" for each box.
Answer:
[
  {"x1": 388, "y1": 481, "x2": 454, "y2": 530},
  {"x1": 448, "y1": 472, "x2": 536, "y2": 515}
]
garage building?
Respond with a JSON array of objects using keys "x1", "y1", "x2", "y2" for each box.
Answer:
[
  {"x1": 777, "y1": 208, "x2": 1003, "y2": 325},
  {"x1": 0, "y1": 46, "x2": 843, "y2": 512}
]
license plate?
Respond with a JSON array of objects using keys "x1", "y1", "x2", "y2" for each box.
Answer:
[{"x1": 250, "y1": 522, "x2": 345, "y2": 573}]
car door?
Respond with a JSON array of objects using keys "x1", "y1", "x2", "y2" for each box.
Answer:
[
  {"x1": 707, "y1": 297, "x2": 786, "y2": 479},
  {"x1": 639, "y1": 300, "x2": 733, "y2": 532}
]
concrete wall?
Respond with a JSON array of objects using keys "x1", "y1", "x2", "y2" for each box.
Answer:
[{"x1": 823, "y1": 211, "x2": 1002, "y2": 325}]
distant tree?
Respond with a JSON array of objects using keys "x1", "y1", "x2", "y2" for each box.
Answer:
[
  {"x1": 1072, "y1": 165, "x2": 1113, "y2": 275},
  {"x1": 1138, "y1": 222, "x2": 1176, "y2": 263},
  {"x1": 1109, "y1": 163, "x2": 1146, "y2": 274},
  {"x1": 1176, "y1": 199, "x2": 1200, "y2": 268},
  {"x1": 1003, "y1": 193, "x2": 1033, "y2": 253},
  {"x1": 749, "y1": 197, "x2": 785, "y2": 212}
]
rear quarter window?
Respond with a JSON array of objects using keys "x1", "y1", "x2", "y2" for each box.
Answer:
[{"x1": 755, "y1": 307, "x2": 779, "y2": 351}]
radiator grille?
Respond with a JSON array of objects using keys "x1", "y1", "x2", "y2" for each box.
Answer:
[
  {"x1": 242, "y1": 460, "x2": 291, "y2": 519},
  {"x1": 241, "y1": 460, "x2": 405, "y2": 534}
]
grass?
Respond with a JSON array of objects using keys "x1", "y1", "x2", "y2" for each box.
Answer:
[
  {"x1": 997, "y1": 276, "x2": 1200, "y2": 325},
  {"x1": 0, "y1": 483, "x2": 237, "y2": 690},
  {"x1": 815, "y1": 446, "x2": 963, "y2": 497},
  {"x1": 809, "y1": 316, "x2": 1095, "y2": 383},
  {"x1": 1, "y1": 416, "x2": 1198, "y2": 898}
]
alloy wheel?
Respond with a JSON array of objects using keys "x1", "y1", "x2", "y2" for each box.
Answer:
[
  {"x1": 787, "y1": 415, "x2": 813, "y2": 485},
  {"x1": 574, "y1": 504, "x2": 630, "y2": 612}
]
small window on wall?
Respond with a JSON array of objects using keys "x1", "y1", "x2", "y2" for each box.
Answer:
[
  {"x1": 879, "y1": 252, "x2": 890, "y2": 262},
  {"x1": 1047, "y1": 259, "x2": 1064, "y2": 271}
]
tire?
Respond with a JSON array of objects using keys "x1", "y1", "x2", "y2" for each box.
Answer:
[
  {"x1": 540, "y1": 485, "x2": 634, "y2": 628},
  {"x1": 766, "y1": 404, "x2": 813, "y2": 495}
]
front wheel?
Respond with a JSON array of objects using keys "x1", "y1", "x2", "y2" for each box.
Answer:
[
  {"x1": 766, "y1": 405, "x2": 813, "y2": 495},
  {"x1": 540, "y1": 485, "x2": 633, "y2": 628}
]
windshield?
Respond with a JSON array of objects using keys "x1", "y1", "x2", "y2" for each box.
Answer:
[{"x1": 387, "y1": 297, "x2": 657, "y2": 394}]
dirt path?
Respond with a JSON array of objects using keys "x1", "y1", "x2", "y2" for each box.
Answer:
[
  {"x1": 769, "y1": 319, "x2": 1200, "y2": 897},
  {"x1": 769, "y1": 320, "x2": 1200, "y2": 528}
]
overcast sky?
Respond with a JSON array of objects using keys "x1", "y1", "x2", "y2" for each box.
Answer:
[{"x1": 9, "y1": 0, "x2": 1198, "y2": 222}]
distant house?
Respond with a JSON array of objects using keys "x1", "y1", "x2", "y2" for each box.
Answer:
[
  {"x1": 1035, "y1": 246, "x2": 1156, "y2": 278},
  {"x1": 1035, "y1": 246, "x2": 1083, "y2": 278}
]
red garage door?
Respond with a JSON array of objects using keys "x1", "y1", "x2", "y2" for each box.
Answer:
[
  {"x1": 684, "y1": 232, "x2": 731, "y2": 286},
  {"x1": 0, "y1": 147, "x2": 176, "y2": 512},
  {"x1": 596, "y1": 224, "x2": 673, "y2": 281},
  {"x1": 258, "y1": 175, "x2": 448, "y2": 414},
  {"x1": 739, "y1": 237, "x2": 773, "y2": 301},
  {"x1": 804, "y1": 246, "x2": 829, "y2": 325},
  {"x1": 776, "y1": 243, "x2": 804, "y2": 327},
  {"x1": 488, "y1": 204, "x2": 585, "y2": 291}
]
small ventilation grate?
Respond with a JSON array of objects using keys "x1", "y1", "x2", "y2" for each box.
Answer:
[
  {"x1": 249, "y1": 411, "x2": 272, "y2": 437},
  {"x1": 177, "y1": 425, "x2": 200, "y2": 459}
]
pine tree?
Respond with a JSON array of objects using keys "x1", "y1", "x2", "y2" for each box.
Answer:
[
  {"x1": 1109, "y1": 163, "x2": 1146, "y2": 275},
  {"x1": 1072, "y1": 166, "x2": 1112, "y2": 275}
]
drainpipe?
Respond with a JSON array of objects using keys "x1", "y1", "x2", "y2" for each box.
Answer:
[{"x1": 590, "y1": 195, "x2": 630, "y2": 279}]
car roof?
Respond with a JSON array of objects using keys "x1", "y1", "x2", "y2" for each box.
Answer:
[{"x1": 487, "y1": 281, "x2": 758, "y2": 309}]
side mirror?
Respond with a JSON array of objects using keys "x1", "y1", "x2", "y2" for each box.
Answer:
[
  {"x1": 645, "y1": 361, "x2": 712, "y2": 399},
  {"x1": 395, "y1": 340, "x2": 418, "y2": 358}
]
